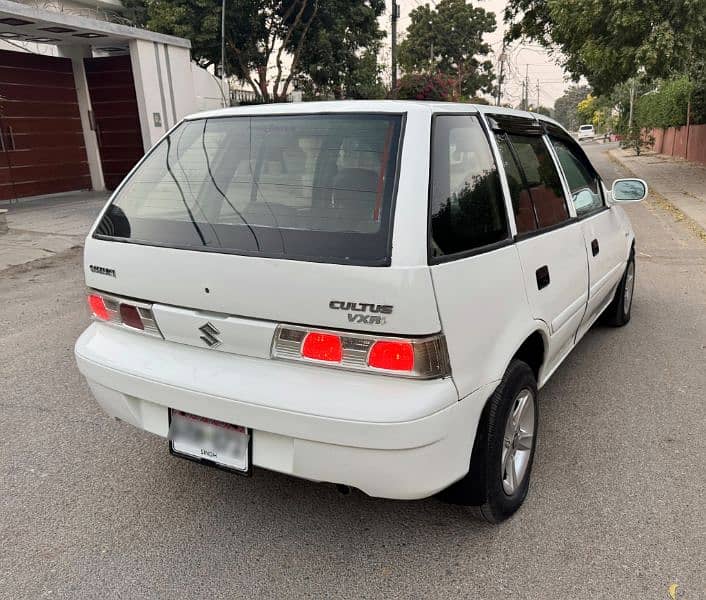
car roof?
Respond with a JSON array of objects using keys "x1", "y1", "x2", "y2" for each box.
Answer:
[{"x1": 186, "y1": 100, "x2": 566, "y2": 132}]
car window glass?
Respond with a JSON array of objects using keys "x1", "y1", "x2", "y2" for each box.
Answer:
[
  {"x1": 505, "y1": 134, "x2": 570, "y2": 229},
  {"x1": 429, "y1": 115, "x2": 509, "y2": 258},
  {"x1": 551, "y1": 137, "x2": 603, "y2": 216},
  {"x1": 97, "y1": 114, "x2": 403, "y2": 266},
  {"x1": 495, "y1": 136, "x2": 537, "y2": 234}
]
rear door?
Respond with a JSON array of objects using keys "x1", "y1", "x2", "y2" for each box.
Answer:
[
  {"x1": 85, "y1": 110, "x2": 442, "y2": 341},
  {"x1": 548, "y1": 132, "x2": 625, "y2": 338},
  {"x1": 492, "y1": 119, "x2": 588, "y2": 374},
  {"x1": 426, "y1": 114, "x2": 527, "y2": 397}
]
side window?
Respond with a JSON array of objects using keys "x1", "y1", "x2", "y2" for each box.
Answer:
[
  {"x1": 502, "y1": 134, "x2": 570, "y2": 230},
  {"x1": 430, "y1": 115, "x2": 509, "y2": 259},
  {"x1": 495, "y1": 136, "x2": 537, "y2": 234},
  {"x1": 550, "y1": 137, "x2": 604, "y2": 216}
]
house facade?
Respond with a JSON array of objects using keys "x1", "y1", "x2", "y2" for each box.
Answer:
[{"x1": 0, "y1": 0, "x2": 222, "y2": 200}]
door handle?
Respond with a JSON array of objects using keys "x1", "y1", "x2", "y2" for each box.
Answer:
[
  {"x1": 6, "y1": 125, "x2": 15, "y2": 151},
  {"x1": 536, "y1": 265, "x2": 550, "y2": 290},
  {"x1": 591, "y1": 238, "x2": 600, "y2": 256}
]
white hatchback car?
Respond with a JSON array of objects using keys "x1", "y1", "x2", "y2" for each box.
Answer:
[
  {"x1": 75, "y1": 101, "x2": 647, "y2": 522},
  {"x1": 578, "y1": 124, "x2": 596, "y2": 141}
]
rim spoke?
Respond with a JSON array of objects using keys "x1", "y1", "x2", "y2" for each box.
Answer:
[
  {"x1": 503, "y1": 449, "x2": 516, "y2": 492},
  {"x1": 512, "y1": 391, "x2": 529, "y2": 431},
  {"x1": 515, "y1": 429, "x2": 533, "y2": 450},
  {"x1": 508, "y1": 453, "x2": 517, "y2": 491}
]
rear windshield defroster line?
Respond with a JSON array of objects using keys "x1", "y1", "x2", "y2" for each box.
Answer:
[{"x1": 94, "y1": 113, "x2": 405, "y2": 266}]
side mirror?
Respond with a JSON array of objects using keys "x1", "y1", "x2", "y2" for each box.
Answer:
[{"x1": 611, "y1": 178, "x2": 648, "y2": 203}]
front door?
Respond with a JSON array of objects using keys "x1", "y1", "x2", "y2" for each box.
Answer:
[
  {"x1": 494, "y1": 129, "x2": 589, "y2": 375},
  {"x1": 547, "y1": 134, "x2": 625, "y2": 338}
]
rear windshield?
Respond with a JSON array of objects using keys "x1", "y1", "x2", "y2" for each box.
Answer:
[
  {"x1": 579, "y1": 125, "x2": 593, "y2": 130},
  {"x1": 95, "y1": 113, "x2": 403, "y2": 265}
]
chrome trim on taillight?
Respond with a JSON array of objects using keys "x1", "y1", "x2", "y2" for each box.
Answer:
[
  {"x1": 271, "y1": 324, "x2": 451, "y2": 379},
  {"x1": 87, "y1": 289, "x2": 163, "y2": 339}
]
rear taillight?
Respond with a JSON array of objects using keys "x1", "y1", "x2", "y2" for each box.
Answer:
[
  {"x1": 86, "y1": 290, "x2": 162, "y2": 338},
  {"x1": 302, "y1": 332, "x2": 343, "y2": 362},
  {"x1": 87, "y1": 293, "x2": 109, "y2": 321},
  {"x1": 272, "y1": 325, "x2": 450, "y2": 379},
  {"x1": 368, "y1": 340, "x2": 414, "y2": 371}
]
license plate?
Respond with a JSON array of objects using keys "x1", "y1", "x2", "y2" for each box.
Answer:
[{"x1": 168, "y1": 409, "x2": 251, "y2": 474}]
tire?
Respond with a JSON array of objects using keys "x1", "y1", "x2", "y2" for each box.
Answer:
[
  {"x1": 602, "y1": 249, "x2": 635, "y2": 327},
  {"x1": 441, "y1": 360, "x2": 538, "y2": 523}
]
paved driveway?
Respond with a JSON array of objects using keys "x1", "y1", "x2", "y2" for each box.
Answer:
[{"x1": 0, "y1": 146, "x2": 704, "y2": 599}]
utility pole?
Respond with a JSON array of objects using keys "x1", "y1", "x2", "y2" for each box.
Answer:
[
  {"x1": 221, "y1": 0, "x2": 227, "y2": 107},
  {"x1": 536, "y1": 80, "x2": 540, "y2": 111},
  {"x1": 391, "y1": 1, "x2": 399, "y2": 96},
  {"x1": 628, "y1": 78, "x2": 635, "y2": 129},
  {"x1": 524, "y1": 64, "x2": 529, "y2": 111},
  {"x1": 496, "y1": 41, "x2": 506, "y2": 106},
  {"x1": 520, "y1": 80, "x2": 525, "y2": 110}
]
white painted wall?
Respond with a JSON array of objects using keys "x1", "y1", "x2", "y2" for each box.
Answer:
[
  {"x1": 167, "y1": 46, "x2": 197, "y2": 120},
  {"x1": 191, "y1": 62, "x2": 225, "y2": 112},
  {"x1": 57, "y1": 45, "x2": 105, "y2": 191},
  {"x1": 129, "y1": 38, "x2": 201, "y2": 150}
]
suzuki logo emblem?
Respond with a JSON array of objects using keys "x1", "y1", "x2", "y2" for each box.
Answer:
[{"x1": 198, "y1": 322, "x2": 221, "y2": 348}]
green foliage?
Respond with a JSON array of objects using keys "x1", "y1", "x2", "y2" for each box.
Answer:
[
  {"x1": 123, "y1": 0, "x2": 385, "y2": 102},
  {"x1": 553, "y1": 85, "x2": 591, "y2": 131},
  {"x1": 576, "y1": 94, "x2": 597, "y2": 124},
  {"x1": 398, "y1": 0, "x2": 496, "y2": 98},
  {"x1": 620, "y1": 125, "x2": 654, "y2": 156},
  {"x1": 394, "y1": 72, "x2": 457, "y2": 101},
  {"x1": 635, "y1": 77, "x2": 695, "y2": 129},
  {"x1": 288, "y1": 0, "x2": 386, "y2": 99},
  {"x1": 533, "y1": 106, "x2": 553, "y2": 117},
  {"x1": 504, "y1": 0, "x2": 706, "y2": 95}
]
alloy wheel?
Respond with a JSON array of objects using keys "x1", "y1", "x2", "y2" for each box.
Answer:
[{"x1": 501, "y1": 388, "x2": 535, "y2": 495}]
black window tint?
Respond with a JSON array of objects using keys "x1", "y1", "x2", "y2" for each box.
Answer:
[
  {"x1": 495, "y1": 135, "x2": 537, "y2": 234},
  {"x1": 95, "y1": 114, "x2": 403, "y2": 266},
  {"x1": 430, "y1": 116, "x2": 508, "y2": 258},
  {"x1": 506, "y1": 134, "x2": 570, "y2": 229},
  {"x1": 551, "y1": 137, "x2": 604, "y2": 216}
]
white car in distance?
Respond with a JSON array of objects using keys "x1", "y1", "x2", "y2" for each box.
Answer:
[
  {"x1": 578, "y1": 124, "x2": 596, "y2": 141},
  {"x1": 75, "y1": 101, "x2": 648, "y2": 522}
]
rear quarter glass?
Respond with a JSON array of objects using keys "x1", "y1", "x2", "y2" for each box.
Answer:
[{"x1": 94, "y1": 113, "x2": 405, "y2": 266}]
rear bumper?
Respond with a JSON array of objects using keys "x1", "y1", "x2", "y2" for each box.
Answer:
[{"x1": 75, "y1": 323, "x2": 493, "y2": 499}]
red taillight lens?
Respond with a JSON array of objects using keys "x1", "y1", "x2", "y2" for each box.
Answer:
[
  {"x1": 273, "y1": 325, "x2": 449, "y2": 378},
  {"x1": 301, "y1": 332, "x2": 343, "y2": 362},
  {"x1": 119, "y1": 304, "x2": 144, "y2": 330},
  {"x1": 368, "y1": 340, "x2": 414, "y2": 371},
  {"x1": 87, "y1": 293, "x2": 109, "y2": 320}
]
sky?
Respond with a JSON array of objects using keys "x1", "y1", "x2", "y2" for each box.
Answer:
[{"x1": 386, "y1": 0, "x2": 572, "y2": 107}]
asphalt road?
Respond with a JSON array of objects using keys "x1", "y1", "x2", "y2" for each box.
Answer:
[{"x1": 1, "y1": 143, "x2": 704, "y2": 599}]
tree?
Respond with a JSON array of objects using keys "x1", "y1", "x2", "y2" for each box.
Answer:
[
  {"x1": 291, "y1": 0, "x2": 386, "y2": 99},
  {"x1": 532, "y1": 105, "x2": 552, "y2": 117},
  {"x1": 395, "y1": 72, "x2": 457, "y2": 101},
  {"x1": 553, "y1": 85, "x2": 591, "y2": 131},
  {"x1": 504, "y1": 0, "x2": 706, "y2": 95},
  {"x1": 398, "y1": 0, "x2": 496, "y2": 98},
  {"x1": 122, "y1": 0, "x2": 385, "y2": 102},
  {"x1": 576, "y1": 94, "x2": 597, "y2": 124}
]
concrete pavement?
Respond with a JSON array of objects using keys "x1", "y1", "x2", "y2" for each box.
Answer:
[
  {"x1": 0, "y1": 191, "x2": 108, "y2": 270},
  {"x1": 0, "y1": 146, "x2": 704, "y2": 599},
  {"x1": 607, "y1": 145, "x2": 706, "y2": 238}
]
